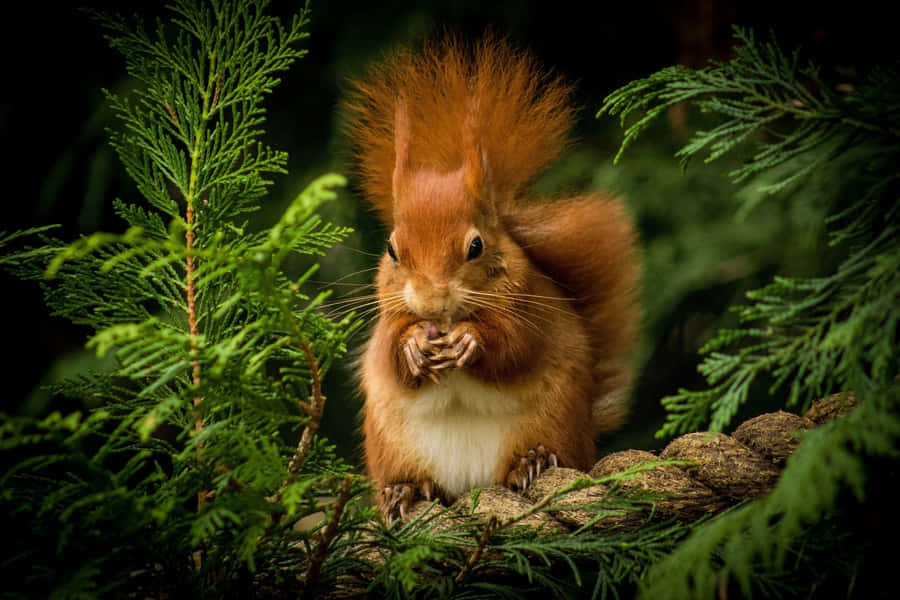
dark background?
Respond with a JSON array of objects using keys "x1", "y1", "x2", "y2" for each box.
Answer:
[{"x1": 2, "y1": 0, "x2": 893, "y2": 463}]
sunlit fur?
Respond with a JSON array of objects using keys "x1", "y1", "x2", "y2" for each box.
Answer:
[{"x1": 344, "y1": 35, "x2": 640, "y2": 504}]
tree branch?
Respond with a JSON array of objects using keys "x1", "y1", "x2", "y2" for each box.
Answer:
[{"x1": 302, "y1": 474, "x2": 354, "y2": 597}]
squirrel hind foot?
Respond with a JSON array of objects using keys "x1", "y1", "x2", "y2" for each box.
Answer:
[{"x1": 378, "y1": 480, "x2": 436, "y2": 525}]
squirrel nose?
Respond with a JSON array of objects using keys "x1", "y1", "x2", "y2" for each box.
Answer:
[
  {"x1": 404, "y1": 280, "x2": 455, "y2": 319},
  {"x1": 427, "y1": 292, "x2": 452, "y2": 317}
]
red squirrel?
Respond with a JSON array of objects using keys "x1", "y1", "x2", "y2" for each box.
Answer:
[{"x1": 343, "y1": 35, "x2": 640, "y2": 519}]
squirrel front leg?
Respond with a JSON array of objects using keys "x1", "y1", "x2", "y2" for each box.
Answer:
[
  {"x1": 427, "y1": 322, "x2": 482, "y2": 372},
  {"x1": 364, "y1": 317, "x2": 441, "y2": 522},
  {"x1": 376, "y1": 316, "x2": 445, "y2": 388},
  {"x1": 436, "y1": 309, "x2": 545, "y2": 383},
  {"x1": 398, "y1": 321, "x2": 445, "y2": 385},
  {"x1": 397, "y1": 312, "x2": 542, "y2": 385}
]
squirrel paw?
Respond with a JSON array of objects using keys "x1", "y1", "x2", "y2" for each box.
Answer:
[
  {"x1": 401, "y1": 323, "x2": 443, "y2": 384},
  {"x1": 378, "y1": 480, "x2": 435, "y2": 525},
  {"x1": 504, "y1": 445, "x2": 559, "y2": 492},
  {"x1": 431, "y1": 322, "x2": 481, "y2": 370}
]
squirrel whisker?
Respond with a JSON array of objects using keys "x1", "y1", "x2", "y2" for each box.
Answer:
[
  {"x1": 320, "y1": 293, "x2": 405, "y2": 320},
  {"x1": 317, "y1": 293, "x2": 385, "y2": 310},
  {"x1": 458, "y1": 295, "x2": 547, "y2": 335},
  {"x1": 463, "y1": 288, "x2": 578, "y2": 303},
  {"x1": 459, "y1": 288, "x2": 573, "y2": 321}
]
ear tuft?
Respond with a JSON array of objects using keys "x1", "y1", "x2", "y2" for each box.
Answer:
[
  {"x1": 342, "y1": 34, "x2": 575, "y2": 224},
  {"x1": 392, "y1": 97, "x2": 410, "y2": 208}
]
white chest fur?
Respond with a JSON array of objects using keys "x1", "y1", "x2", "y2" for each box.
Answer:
[{"x1": 403, "y1": 372, "x2": 523, "y2": 498}]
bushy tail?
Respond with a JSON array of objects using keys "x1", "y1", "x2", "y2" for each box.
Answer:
[{"x1": 504, "y1": 194, "x2": 641, "y2": 435}]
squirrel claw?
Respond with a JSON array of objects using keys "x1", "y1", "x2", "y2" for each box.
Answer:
[
  {"x1": 454, "y1": 333, "x2": 478, "y2": 368},
  {"x1": 379, "y1": 481, "x2": 434, "y2": 525},
  {"x1": 421, "y1": 479, "x2": 434, "y2": 502},
  {"x1": 431, "y1": 324, "x2": 480, "y2": 369},
  {"x1": 379, "y1": 483, "x2": 414, "y2": 526},
  {"x1": 402, "y1": 323, "x2": 446, "y2": 384},
  {"x1": 403, "y1": 341, "x2": 422, "y2": 377},
  {"x1": 505, "y1": 445, "x2": 559, "y2": 493},
  {"x1": 424, "y1": 368, "x2": 441, "y2": 385}
]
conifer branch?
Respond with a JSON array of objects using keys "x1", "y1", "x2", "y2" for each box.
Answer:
[
  {"x1": 279, "y1": 290, "x2": 326, "y2": 476},
  {"x1": 185, "y1": 47, "x2": 215, "y2": 441},
  {"x1": 601, "y1": 26, "x2": 900, "y2": 438},
  {"x1": 302, "y1": 474, "x2": 354, "y2": 598},
  {"x1": 600, "y1": 26, "x2": 900, "y2": 599},
  {"x1": 181, "y1": 12, "x2": 224, "y2": 506},
  {"x1": 454, "y1": 515, "x2": 499, "y2": 586},
  {"x1": 0, "y1": 2, "x2": 363, "y2": 596},
  {"x1": 453, "y1": 489, "x2": 561, "y2": 587}
]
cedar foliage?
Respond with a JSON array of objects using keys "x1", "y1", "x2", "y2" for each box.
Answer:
[
  {"x1": 1, "y1": 1, "x2": 365, "y2": 597},
  {"x1": 2, "y1": 5, "x2": 898, "y2": 599},
  {"x1": 601, "y1": 26, "x2": 900, "y2": 598}
]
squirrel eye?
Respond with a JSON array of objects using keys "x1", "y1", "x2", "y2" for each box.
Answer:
[
  {"x1": 387, "y1": 241, "x2": 398, "y2": 262},
  {"x1": 466, "y1": 236, "x2": 483, "y2": 261}
]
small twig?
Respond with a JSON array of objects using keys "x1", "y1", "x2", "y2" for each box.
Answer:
[
  {"x1": 164, "y1": 99, "x2": 179, "y2": 126},
  {"x1": 454, "y1": 489, "x2": 561, "y2": 586},
  {"x1": 302, "y1": 474, "x2": 354, "y2": 598},
  {"x1": 186, "y1": 210, "x2": 201, "y2": 407},
  {"x1": 454, "y1": 474, "x2": 619, "y2": 588},
  {"x1": 186, "y1": 202, "x2": 210, "y2": 507},
  {"x1": 502, "y1": 489, "x2": 561, "y2": 529},
  {"x1": 186, "y1": 57, "x2": 220, "y2": 508},
  {"x1": 286, "y1": 317, "x2": 325, "y2": 476},
  {"x1": 211, "y1": 73, "x2": 222, "y2": 112},
  {"x1": 266, "y1": 302, "x2": 326, "y2": 505},
  {"x1": 454, "y1": 515, "x2": 500, "y2": 586}
]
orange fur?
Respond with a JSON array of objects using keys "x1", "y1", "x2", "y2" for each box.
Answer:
[
  {"x1": 344, "y1": 35, "x2": 640, "y2": 511},
  {"x1": 505, "y1": 194, "x2": 640, "y2": 433},
  {"x1": 343, "y1": 34, "x2": 576, "y2": 224}
]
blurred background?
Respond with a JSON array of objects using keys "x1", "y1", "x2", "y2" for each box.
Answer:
[{"x1": 2, "y1": 0, "x2": 891, "y2": 464}]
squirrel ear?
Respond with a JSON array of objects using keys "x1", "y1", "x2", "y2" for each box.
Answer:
[
  {"x1": 392, "y1": 97, "x2": 410, "y2": 206},
  {"x1": 463, "y1": 147, "x2": 490, "y2": 195},
  {"x1": 464, "y1": 144, "x2": 495, "y2": 220},
  {"x1": 462, "y1": 103, "x2": 495, "y2": 218}
]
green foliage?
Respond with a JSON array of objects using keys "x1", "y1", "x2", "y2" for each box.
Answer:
[
  {"x1": 601, "y1": 26, "x2": 900, "y2": 598},
  {"x1": 1, "y1": 1, "x2": 366, "y2": 597},
  {"x1": 602, "y1": 25, "x2": 900, "y2": 435},
  {"x1": 360, "y1": 475, "x2": 693, "y2": 600}
]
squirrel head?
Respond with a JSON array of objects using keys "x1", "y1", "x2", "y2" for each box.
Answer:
[
  {"x1": 376, "y1": 100, "x2": 529, "y2": 330},
  {"x1": 345, "y1": 36, "x2": 577, "y2": 330}
]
